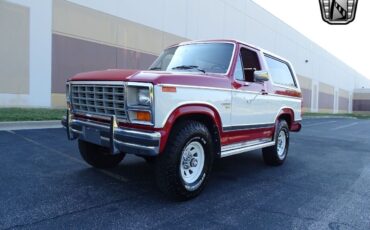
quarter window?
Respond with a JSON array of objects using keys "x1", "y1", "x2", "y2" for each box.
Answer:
[{"x1": 265, "y1": 56, "x2": 296, "y2": 87}]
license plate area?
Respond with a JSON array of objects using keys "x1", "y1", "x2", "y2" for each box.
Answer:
[{"x1": 83, "y1": 126, "x2": 101, "y2": 145}]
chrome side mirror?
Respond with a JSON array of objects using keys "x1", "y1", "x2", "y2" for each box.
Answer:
[{"x1": 254, "y1": 70, "x2": 270, "y2": 82}]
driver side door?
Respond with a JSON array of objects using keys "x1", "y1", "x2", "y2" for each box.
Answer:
[{"x1": 228, "y1": 46, "x2": 274, "y2": 144}]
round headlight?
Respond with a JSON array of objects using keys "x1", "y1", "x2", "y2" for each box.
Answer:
[{"x1": 138, "y1": 88, "x2": 151, "y2": 106}]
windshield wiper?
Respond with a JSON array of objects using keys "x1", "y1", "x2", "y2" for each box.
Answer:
[
  {"x1": 149, "y1": 67, "x2": 162, "y2": 70},
  {"x1": 172, "y1": 65, "x2": 206, "y2": 74}
]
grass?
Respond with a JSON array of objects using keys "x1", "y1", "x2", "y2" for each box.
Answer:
[
  {"x1": 304, "y1": 112, "x2": 370, "y2": 119},
  {"x1": 1, "y1": 108, "x2": 369, "y2": 122},
  {"x1": 0, "y1": 108, "x2": 66, "y2": 122}
]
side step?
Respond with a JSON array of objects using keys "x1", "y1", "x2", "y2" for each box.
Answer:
[{"x1": 220, "y1": 139, "x2": 275, "y2": 158}]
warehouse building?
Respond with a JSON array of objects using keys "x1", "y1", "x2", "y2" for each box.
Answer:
[{"x1": 1, "y1": 0, "x2": 370, "y2": 113}]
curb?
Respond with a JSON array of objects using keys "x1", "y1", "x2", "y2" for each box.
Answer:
[
  {"x1": 0, "y1": 120, "x2": 63, "y2": 131},
  {"x1": 303, "y1": 116, "x2": 358, "y2": 120}
]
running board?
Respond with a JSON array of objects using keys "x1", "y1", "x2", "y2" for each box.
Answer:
[{"x1": 220, "y1": 140, "x2": 275, "y2": 158}]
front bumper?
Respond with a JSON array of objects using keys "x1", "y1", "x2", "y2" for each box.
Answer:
[{"x1": 62, "y1": 112, "x2": 161, "y2": 156}]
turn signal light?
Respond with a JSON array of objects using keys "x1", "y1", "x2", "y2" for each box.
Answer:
[
  {"x1": 136, "y1": 111, "x2": 151, "y2": 122},
  {"x1": 162, "y1": 86, "x2": 176, "y2": 92}
]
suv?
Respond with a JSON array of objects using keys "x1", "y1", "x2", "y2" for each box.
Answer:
[{"x1": 62, "y1": 40, "x2": 302, "y2": 200}]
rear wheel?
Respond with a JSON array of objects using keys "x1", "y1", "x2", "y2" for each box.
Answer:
[
  {"x1": 78, "y1": 140, "x2": 125, "y2": 169},
  {"x1": 262, "y1": 120, "x2": 289, "y2": 166},
  {"x1": 155, "y1": 120, "x2": 214, "y2": 200}
]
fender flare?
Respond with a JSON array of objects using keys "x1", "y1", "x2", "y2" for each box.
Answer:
[
  {"x1": 274, "y1": 107, "x2": 302, "y2": 132},
  {"x1": 158, "y1": 104, "x2": 223, "y2": 153},
  {"x1": 276, "y1": 107, "x2": 295, "y2": 125}
]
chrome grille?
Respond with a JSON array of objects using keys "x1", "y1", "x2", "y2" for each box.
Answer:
[{"x1": 70, "y1": 84, "x2": 127, "y2": 119}]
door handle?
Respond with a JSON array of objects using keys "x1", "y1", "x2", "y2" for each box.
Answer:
[{"x1": 261, "y1": 90, "x2": 268, "y2": 95}]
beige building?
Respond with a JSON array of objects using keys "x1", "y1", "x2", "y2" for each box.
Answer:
[{"x1": 1, "y1": 0, "x2": 369, "y2": 113}]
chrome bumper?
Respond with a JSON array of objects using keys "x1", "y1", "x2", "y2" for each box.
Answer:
[{"x1": 61, "y1": 111, "x2": 160, "y2": 156}]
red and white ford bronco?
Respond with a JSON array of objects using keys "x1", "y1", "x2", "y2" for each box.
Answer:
[{"x1": 63, "y1": 40, "x2": 302, "y2": 200}]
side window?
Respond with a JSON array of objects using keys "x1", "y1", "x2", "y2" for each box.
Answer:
[
  {"x1": 265, "y1": 56, "x2": 296, "y2": 88},
  {"x1": 240, "y1": 48, "x2": 261, "y2": 82},
  {"x1": 234, "y1": 55, "x2": 244, "y2": 81}
]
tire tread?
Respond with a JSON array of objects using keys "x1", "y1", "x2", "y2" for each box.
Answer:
[
  {"x1": 155, "y1": 120, "x2": 213, "y2": 200},
  {"x1": 262, "y1": 120, "x2": 289, "y2": 166}
]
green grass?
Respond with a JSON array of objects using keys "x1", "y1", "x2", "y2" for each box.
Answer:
[
  {"x1": 304, "y1": 112, "x2": 370, "y2": 119},
  {"x1": 1, "y1": 108, "x2": 369, "y2": 122},
  {"x1": 0, "y1": 108, "x2": 66, "y2": 122}
]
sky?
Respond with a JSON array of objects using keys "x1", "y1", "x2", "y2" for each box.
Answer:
[{"x1": 252, "y1": 0, "x2": 370, "y2": 79}]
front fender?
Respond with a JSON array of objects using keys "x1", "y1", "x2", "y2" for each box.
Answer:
[{"x1": 158, "y1": 104, "x2": 223, "y2": 153}]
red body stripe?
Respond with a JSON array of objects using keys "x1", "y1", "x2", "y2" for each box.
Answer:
[{"x1": 221, "y1": 128, "x2": 274, "y2": 145}]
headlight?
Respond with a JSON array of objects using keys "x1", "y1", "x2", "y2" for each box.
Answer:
[
  {"x1": 126, "y1": 83, "x2": 154, "y2": 125},
  {"x1": 138, "y1": 88, "x2": 151, "y2": 106}
]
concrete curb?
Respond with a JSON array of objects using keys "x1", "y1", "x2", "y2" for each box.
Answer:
[
  {"x1": 0, "y1": 120, "x2": 63, "y2": 131},
  {"x1": 303, "y1": 116, "x2": 358, "y2": 120}
]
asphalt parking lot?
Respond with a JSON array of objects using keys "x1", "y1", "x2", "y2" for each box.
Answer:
[{"x1": 1, "y1": 118, "x2": 370, "y2": 230}]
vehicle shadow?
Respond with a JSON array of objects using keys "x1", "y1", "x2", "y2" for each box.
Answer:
[{"x1": 83, "y1": 150, "x2": 271, "y2": 202}]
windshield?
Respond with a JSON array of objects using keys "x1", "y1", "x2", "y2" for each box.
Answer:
[{"x1": 149, "y1": 43, "x2": 234, "y2": 74}]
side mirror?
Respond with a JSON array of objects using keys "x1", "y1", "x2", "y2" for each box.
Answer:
[{"x1": 254, "y1": 70, "x2": 270, "y2": 82}]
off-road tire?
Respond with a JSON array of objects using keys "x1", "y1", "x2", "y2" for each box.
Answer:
[
  {"x1": 262, "y1": 120, "x2": 290, "y2": 166},
  {"x1": 78, "y1": 140, "x2": 125, "y2": 169},
  {"x1": 155, "y1": 120, "x2": 214, "y2": 200}
]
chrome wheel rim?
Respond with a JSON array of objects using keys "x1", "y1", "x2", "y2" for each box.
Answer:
[
  {"x1": 277, "y1": 130, "x2": 287, "y2": 159},
  {"x1": 180, "y1": 141, "x2": 205, "y2": 184}
]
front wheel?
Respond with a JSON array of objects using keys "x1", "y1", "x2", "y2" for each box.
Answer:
[
  {"x1": 155, "y1": 120, "x2": 214, "y2": 200},
  {"x1": 262, "y1": 120, "x2": 290, "y2": 166},
  {"x1": 78, "y1": 140, "x2": 125, "y2": 169}
]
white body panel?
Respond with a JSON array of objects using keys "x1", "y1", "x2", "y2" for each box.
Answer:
[
  {"x1": 231, "y1": 89, "x2": 272, "y2": 127},
  {"x1": 231, "y1": 90, "x2": 302, "y2": 127},
  {"x1": 154, "y1": 84, "x2": 232, "y2": 129},
  {"x1": 153, "y1": 84, "x2": 302, "y2": 130}
]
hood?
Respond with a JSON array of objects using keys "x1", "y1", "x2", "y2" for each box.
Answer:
[
  {"x1": 69, "y1": 69, "x2": 139, "y2": 82},
  {"x1": 69, "y1": 69, "x2": 231, "y2": 89}
]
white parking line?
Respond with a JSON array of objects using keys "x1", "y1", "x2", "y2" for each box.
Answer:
[
  {"x1": 331, "y1": 122, "x2": 359, "y2": 131},
  {"x1": 304, "y1": 120, "x2": 337, "y2": 127},
  {"x1": 6, "y1": 130, "x2": 129, "y2": 183}
]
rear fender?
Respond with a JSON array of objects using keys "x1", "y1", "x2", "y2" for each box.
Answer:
[{"x1": 275, "y1": 107, "x2": 301, "y2": 135}]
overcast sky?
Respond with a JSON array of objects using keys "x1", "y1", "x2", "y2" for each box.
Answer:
[{"x1": 252, "y1": 0, "x2": 370, "y2": 79}]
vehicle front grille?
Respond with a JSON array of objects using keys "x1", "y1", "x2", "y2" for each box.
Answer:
[{"x1": 70, "y1": 84, "x2": 127, "y2": 119}]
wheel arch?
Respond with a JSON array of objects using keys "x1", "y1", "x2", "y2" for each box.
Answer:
[
  {"x1": 159, "y1": 104, "x2": 222, "y2": 155},
  {"x1": 275, "y1": 107, "x2": 295, "y2": 130}
]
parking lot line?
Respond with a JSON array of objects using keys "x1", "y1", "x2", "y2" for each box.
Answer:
[
  {"x1": 331, "y1": 122, "x2": 359, "y2": 131},
  {"x1": 304, "y1": 120, "x2": 337, "y2": 127},
  {"x1": 6, "y1": 130, "x2": 129, "y2": 183}
]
